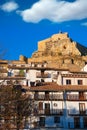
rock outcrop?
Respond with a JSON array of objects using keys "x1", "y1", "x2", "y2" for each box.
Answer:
[{"x1": 26, "y1": 32, "x2": 87, "y2": 70}]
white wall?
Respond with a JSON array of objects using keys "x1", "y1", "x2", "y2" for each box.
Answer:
[
  {"x1": 81, "y1": 64, "x2": 87, "y2": 72},
  {"x1": 66, "y1": 101, "x2": 87, "y2": 115},
  {"x1": 27, "y1": 69, "x2": 36, "y2": 82},
  {"x1": 63, "y1": 77, "x2": 87, "y2": 85}
]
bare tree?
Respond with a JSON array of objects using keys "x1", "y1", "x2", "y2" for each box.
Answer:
[{"x1": 0, "y1": 85, "x2": 34, "y2": 130}]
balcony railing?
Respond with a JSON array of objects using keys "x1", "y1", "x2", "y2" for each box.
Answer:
[
  {"x1": 14, "y1": 74, "x2": 25, "y2": 77},
  {"x1": 34, "y1": 94, "x2": 87, "y2": 101},
  {"x1": 67, "y1": 94, "x2": 87, "y2": 101},
  {"x1": 36, "y1": 74, "x2": 51, "y2": 78},
  {"x1": 68, "y1": 109, "x2": 87, "y2": 116},
  {"x1": 34, "y1": 94, "x2": 63, "y2": 100},
  {"x1": 33, "y1": 109, "x2": 63, "y2": 115},
  {"x1": 8, "y1": 64, "x2": 31, "y2": 68}
]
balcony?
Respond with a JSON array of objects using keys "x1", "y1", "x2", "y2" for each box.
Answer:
[
  {"x1": 14, "y1": 74, "x2": 25, "y2": 77},
  {"x1": 8, "y1": 64, "x2": 31, "y2": 69},
  {"x1": 33, "y1": 109, "x2": 63, "y2": 116},
  {"x1": 67, "y1": 94, "x2": 87, "y2": 101},
  {"x1": 34, "y1": 94, "x2": 63, "y2": 100},
  {"x1": 36, "y1": 74, "x2": 51, "y2": 78},
  {"x1": 68, "y1": 109, "x2": 87, "y2": 116}
]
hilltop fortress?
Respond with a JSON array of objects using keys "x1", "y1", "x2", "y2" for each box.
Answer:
[{"x1": 20, "y1": 32, "x2": 87, "y2": 71}]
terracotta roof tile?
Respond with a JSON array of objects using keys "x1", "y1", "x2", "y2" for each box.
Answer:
[
  {"x1": 0, "y1": 77, "x2": 25, "y2": 80},
  {"x1": 30, "y1": 82, "x2": 87, "y2": 91}
]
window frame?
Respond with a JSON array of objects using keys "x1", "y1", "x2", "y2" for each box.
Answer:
[
  {"x1": 78, "y1": 80, "x2": 83, "y2": 85},
  {"x1": 54, "y1": 116, "x2": 60, "y2": 123},
  {"x1": 66, "y1": 79, "x2": 71, "y2": 85}
]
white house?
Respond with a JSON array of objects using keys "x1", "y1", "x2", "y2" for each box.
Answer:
[{"x1": 29, "y1": 68, "x2": 87, "y2": 129}]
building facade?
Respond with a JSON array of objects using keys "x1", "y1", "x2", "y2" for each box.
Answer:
[{"x1": 0, "y1": 59, "x2": 87, "y2": 129}]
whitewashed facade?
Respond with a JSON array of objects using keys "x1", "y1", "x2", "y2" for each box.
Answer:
[
  {"x1": 29, "y1": 64, "x2": 87, "y2": 129},
  {"x1": 1, "y1": 61, "x2": 87, "y2": 129}
]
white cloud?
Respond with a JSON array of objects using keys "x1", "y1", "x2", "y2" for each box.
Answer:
[
  {"x1": 81, "y1": 22, "x2": 87, "y2": 26},
  {"x1": 18, "y1": 0, "x2": 87, "y2": 23},
  {"x1": 1, "y1": 1, "x2": 19, "y2": 12}
]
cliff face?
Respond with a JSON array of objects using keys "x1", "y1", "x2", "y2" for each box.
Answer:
[
  {"x1": 38, "y1": 33, "x2": 81, "y2": 56},
  {"x1": 27, "y1": 32, "x2": 87, "y2": 70}
]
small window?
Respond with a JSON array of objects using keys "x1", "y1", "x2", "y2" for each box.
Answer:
[
  {"x1": 54, "y1": 103, "x2": 57, "y2": 107},
  {"x1": 7, "y1": 80, "x2": 11, "y2": 84},
  {"x1": 85, "y1": 62, "x2": 87, "y2": 65},
  {"x1": 54, "y1": 116, "x2": 60, "y2": 123},
  {"x1": 78, "y1": 80, "x2": 83, "y2": 85},
  {"x1": 71, "y1": 59, "x2": 74, "y2": 64},
  {"x1": 45, "y1": 92, "x2": 49, "y2": 100},
  {"x1": 39, "y1": 102, "x2": 43, "y2": 110},
  {"x1": 66, "y1": 80, "x2": 71, "y2": 85},
  {"x1": 34, "y1": 64, "x2": 37, "y2": 67}
]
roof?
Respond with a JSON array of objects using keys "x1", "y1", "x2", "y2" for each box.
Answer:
[
  {"x1": 0, "y1": 60, "x2": 8, "y2": 64},
  {"x1": 30, "y1": 82, "x2": 87, "y2": 92},
  {"x1": 0, "y1": 69, "x2": 8, "y2": 73},
  {"x1": 0, "y1": 76, "x2": 25, "y2": 80},
  {"x1": 8, "y1": 65, "x2": 70, "y2": 71},
  {"x1": 61, "y1": 73, "x2": 87, "y2": 78}
]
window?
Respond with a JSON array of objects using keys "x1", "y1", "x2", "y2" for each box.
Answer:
[
  {"x1": 79, "y1": 92, "x2": 84, "y2": 100},
  {"x1": 79, "y1": 103, "x2": 85, "y2": 114},
  {"x1": 66, "y1": 80, "x2": 71, "y2": 85},
  {"x1": 39, "y1": 117, "x2": 45, "y2": 126},
  {"x1": 78, "y1": 80, "x2": 83, "y2": 85},
  {"x1": 54, "y1": 103, "x2": 57, "y2": 107},
  {"x1": 74, "y1": 117, "x2": 80, "y2": 128},
  {"x1": 34, "y1": 92, "x2": 38, "y2": 99},
  {"x1": 83, "y1": 117, "x2": 87, "y2": 128},
  {"x1": 54, "y1": 116, "x2": 60, "y2": 123},
  {"x1": 45, "y1": 92, "x2": 49, "y2": 99},
  {"x1": 39, "y1": 102, "x2": 43, "y2": 110},
  {"x1": 45, "y1": 103, "x2": 50, "y2": 114},
  {"x1": 7, "y1": 80, "x2": 11, "y2": 84}
]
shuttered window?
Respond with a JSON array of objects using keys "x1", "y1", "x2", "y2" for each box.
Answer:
[
  {"x1": 39, "y1": 102, "x2": 43, "y2": 110},
  {"x1": 78, "y1": 80, "x2": 83, "y2": 85}
]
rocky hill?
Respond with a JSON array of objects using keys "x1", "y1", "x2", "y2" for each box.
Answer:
[{"x1": 20, "y1": 32, "x2": 87, "y2": 70}]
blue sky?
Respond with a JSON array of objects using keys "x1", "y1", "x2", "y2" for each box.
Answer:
[{"x1": 0, "y1": 0, "x2": 87, "y2": 60}]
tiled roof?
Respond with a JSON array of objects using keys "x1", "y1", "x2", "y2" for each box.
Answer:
[
  {"x1": 30, "y1": 82, "x2": 87, "y2": 92},
  {"x1": 0, "y1": 60, "x2": 8, "y2": 64},
  {"x1": 68, "y1": 64, "x2": 80, "y2": 72},
  {"x1": 0, "y1": 69, "x2": 8, "y2": 73},
  {"x1": 0, "y1": 76, "x2": 25, "y2": 80}
]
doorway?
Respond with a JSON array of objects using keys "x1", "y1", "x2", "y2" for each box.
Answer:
[
  {"x1": 74, "y1": 117, "x2": 80, "y2": 128},
  {"x1": 45, "y1": 103, "x2": 50, "y2": 115}
]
